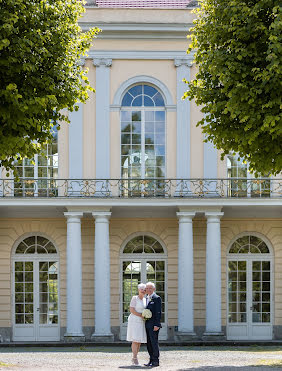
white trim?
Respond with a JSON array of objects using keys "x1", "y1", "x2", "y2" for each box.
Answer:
[
  {"x1": 112, "y1": 75, "x2": 174, "y2": 108},
  {"x1": 1, "y1": 198, "x2": 281, "y2": 207},
  {"x1": 89, "y1": 50, "x2": 195, "y2": 61},
  {"x1": 80, "y1": 23, "x2": 193, "y2": 39}
]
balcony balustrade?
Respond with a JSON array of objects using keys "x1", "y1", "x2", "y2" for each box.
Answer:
[{"x1": 0, "y1": 178, "x2": 281, "y2": 198}]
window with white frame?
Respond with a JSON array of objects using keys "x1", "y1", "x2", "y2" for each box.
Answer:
[
  {"x1": 120, "y1": 84, "x2": 166, "y2": 195},
  {"x1": 14, "y1": 127, "x2": 58, "y2": 196},
  {"x1": 227, "y1": 153, "x2": 270, "y2": 197}
]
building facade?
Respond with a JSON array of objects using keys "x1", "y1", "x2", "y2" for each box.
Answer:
[{"x1": 0, "y1": 0, "x2": 281, "y2": 343}]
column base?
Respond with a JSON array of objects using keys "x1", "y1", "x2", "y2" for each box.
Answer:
[
  {"x1": 64, "y1": 333, "x2": 86, "y2": 343},
  {"x1": 91, "y1": 333, "x2": 114, "y2": 342},
  {"x1": 202, "y1": 332, "x2": 226, "y2": 341},
  {"x1": 174, "y1": 331, "x2": 198, "y2": 341}
]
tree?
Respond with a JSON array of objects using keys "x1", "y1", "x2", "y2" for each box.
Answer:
[
  {"x1": 184, "y1": 0, "x2": 282, "y2": 175},
  {"x1": 0, "y1": 0, "x2": 99, "y2": 171}
]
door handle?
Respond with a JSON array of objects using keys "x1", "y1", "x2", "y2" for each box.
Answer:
[
  {"x1": 250, "y1": 306, "x2": 253, "y2": 311},
  {"x1": 37, "y1": 308, "x2": 40, "y2": 312}
]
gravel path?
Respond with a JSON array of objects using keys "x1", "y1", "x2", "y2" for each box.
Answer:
[{"x1": 0, "y1": 346, "x2": 282, "y2": 370}]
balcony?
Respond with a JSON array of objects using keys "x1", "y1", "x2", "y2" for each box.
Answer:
[{"x1": 0, "y1": 178, "x2": 281, "y2": 198}]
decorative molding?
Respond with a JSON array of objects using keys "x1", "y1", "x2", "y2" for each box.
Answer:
[
  {"x1": 112, "y1": 75, "x2": 174, "y2": 107},
  {"x1": 93, "y1": 58, "x2": 112, "y2": 67},
  {"x1": 88, "y1": 50, "x2": 195, "y2": 61},
  {"x1": 174, "y1": 58, "x2": 193, "y2": 67},
  {"x1": 79, "y1": 23, "x2": 193, "y2": 39}
]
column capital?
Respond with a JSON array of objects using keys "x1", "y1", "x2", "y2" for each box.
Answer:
[
  {"x1": 174, "y1": 58, "x2": 193, "y2": 68},
  {"x1": 93, "y1": 58, "x2": 112, "y2": 67},
  {"x1": 176, "y1": 211, "x2": 196, "y2": 222},
  {"x1": 92, "y1": 211, "x2": 111, "y2": 221},
  {"x1": 64, "y1": 212, "x2": 84, "y2": 220},
  {"x1": 205, "y1": 211, "x2": 224, "y2": 222}
]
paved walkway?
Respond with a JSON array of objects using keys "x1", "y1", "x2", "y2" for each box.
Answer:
[{"x1": 0, "y1": 346, "x2": 282, "y2": 370}]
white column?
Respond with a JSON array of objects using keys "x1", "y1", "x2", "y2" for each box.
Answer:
[
  {"x1": 204, "y1": 211, "x2": 224, "y2": 337},
  {"x1": 64, "y1": 212, "x2": 85, "y2": 341},
  {"x1": 174, "y1": 59, "x2": 193, "y2": 179},
  {"x1": 176, "y1": 212, "x2": 196, "y2": 337},
  {"x1": 91, "y1": 211, "x2": 113, "y2": 341}
]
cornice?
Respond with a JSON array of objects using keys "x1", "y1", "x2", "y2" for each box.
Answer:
[
  {"x1": 88, "y1": 50, "x2": 195, "y2": 61},
  {"x1": 79, "y1": 22, "x2": 193, "y2": 39}
]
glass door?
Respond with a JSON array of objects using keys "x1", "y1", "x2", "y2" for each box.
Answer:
[
  {"x1": 227, "y1": 258, "x2": 272, "y2": 340},
  {"x1": 120, "y1": 258, "x2": 167, "y2": 340},
  {"x1": 13, "y1": 260, "x2": 60, "y2": 341}
]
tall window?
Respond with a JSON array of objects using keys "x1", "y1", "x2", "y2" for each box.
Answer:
[
  {"x1": 121, "y1": 84, "x2": 165, "y2": 195},
  {"x1": 227, "y1": 153, "x2": 270, "y2": 197},
  {"x1": 14, "y1": 128, "x2": 58, "y2": 196}
]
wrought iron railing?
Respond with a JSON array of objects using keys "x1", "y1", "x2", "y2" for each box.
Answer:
[{"x1": 0, "y1": 178, "x2": 281, "y2": 198}]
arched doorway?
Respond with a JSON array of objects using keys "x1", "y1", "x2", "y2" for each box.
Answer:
[
  {"x1": 12, "y1": 235, "x2": 60, "y2": 341},
  {"x1": 120, "y1": 234, "x2": 167, "y2": 340},
  {"x1": 227, "y1": 233, "x2": 273, "y2": 340}
]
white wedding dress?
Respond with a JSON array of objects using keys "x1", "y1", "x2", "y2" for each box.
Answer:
[{"x1": 126, "y1": 296, "x2": 147, "y2": 343}]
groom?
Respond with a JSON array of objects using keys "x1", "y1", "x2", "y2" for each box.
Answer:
[{"x1": 144, "y1": 282, "x2": 162, "y2": 368}]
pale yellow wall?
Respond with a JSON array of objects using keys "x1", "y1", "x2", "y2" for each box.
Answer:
[
  {"x1": 81, "y1": 8, "x2": 195, "y2": 25},
  {"x1": 110, "y1": 60, "x2": 176, "y2": 104}
]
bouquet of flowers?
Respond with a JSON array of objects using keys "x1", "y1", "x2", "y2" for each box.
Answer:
[{"x1": 142, "y1": 309, "x2": 152, "y2": 320}]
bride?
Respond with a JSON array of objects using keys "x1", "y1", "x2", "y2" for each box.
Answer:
[{"x1": 126, "y1": 283, "x2": 147, "y2": 366}]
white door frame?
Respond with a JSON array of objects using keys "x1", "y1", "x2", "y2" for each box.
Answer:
[
  {"x1": 226, "y1": 234, "x2": 274, "y2": 340},
  {"x1": 11, "y1": 254, "x2": 60, "y2": 342}
]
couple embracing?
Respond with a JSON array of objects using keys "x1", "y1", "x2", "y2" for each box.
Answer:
[{"x1": 126, "y1": 282, "x2": 162, "y2": 367}]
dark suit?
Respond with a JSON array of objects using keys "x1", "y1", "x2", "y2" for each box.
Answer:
[{"x1": 145, "y1": 293, "x2": 162, "y2": 365}]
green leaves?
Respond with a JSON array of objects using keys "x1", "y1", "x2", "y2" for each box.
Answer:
[
  {"x1": 0, "y1": 0, "x2": 100, "y2": 171},
  {"x1": 185, "y1": 0, "x2": 282, "y2": 175}
]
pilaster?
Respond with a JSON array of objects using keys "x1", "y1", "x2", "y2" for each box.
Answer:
[
  {"x1": 93, "y1": 58, "x2": 112, "y2": 181},
  {"x1": 174, "y1": 59, "x2": 193, "y2": 180}
]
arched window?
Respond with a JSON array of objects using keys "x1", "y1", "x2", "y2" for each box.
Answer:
[
  {"x1": 15, "y1": 235, "x2": 57, "y2": 254},
  {"x1": 121, "y1": 84, "x2": 166, "y2": 195},
  {"x1": 229, "y1": 235, "x2": 270, "y2": 254},
  {"x1": 123, "y1": 235, "x2": 164, "y2": 254}
]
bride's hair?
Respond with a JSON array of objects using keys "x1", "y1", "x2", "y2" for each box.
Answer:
[{"x1": 138, "y1": 283, "x2": 146, "y2": 290}]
